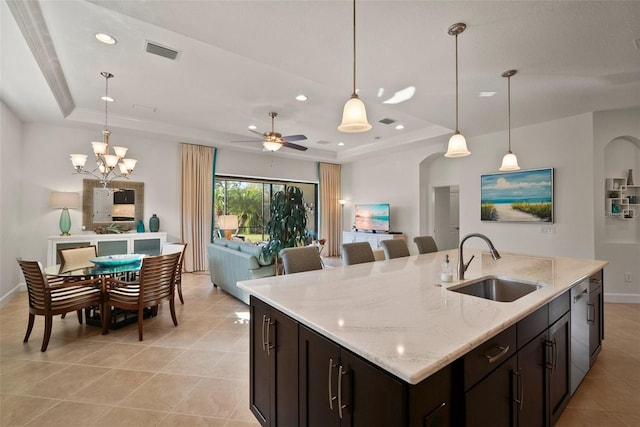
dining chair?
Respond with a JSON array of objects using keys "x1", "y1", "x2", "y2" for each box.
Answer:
[
  {"x1": 380, "y1": 239, "x2": 410, "y2": 260},
  {"x1": 17, "y1": 258, "x2": 102, "y2": 352},
  {"x1": 280, "y1": 246, "x2": 323, "y2": 274},
  {"x1": 160, "y1": 242, "x2": 188, "y2": 304},
  {"x1": 341, "y1": 242, "x2": 375, "y2": 266},
  {"x1": 413, "y1": 236, "x2": 438, "y2": 254},
  {"x1": 102, "y1": 252, "x2": 181, "y2": 341},
  {"x1": 58, "y1": 245, "x2": 97, "y2": 272}
]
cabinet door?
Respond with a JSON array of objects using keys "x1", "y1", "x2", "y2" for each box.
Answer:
[
  {"x1": 299, "y1": 326, "x2": 341, "y2": 427},
  {"x1": 547, "y1": 312, "x2": 571, "y2": 426},
  {"x1": 250, "y1": 298, "x2": 271, "y2": 426},
  {"x1": 465, "y1": 354, "x2": 517, "y2": 427},
  {"x1": 588, "y1": 286, "x2": 603, "y2": 366},
  {"x1": 340, "y1": 349, "x2": 406, "y2": 427},
  {"x1": 270, "y1": 308, "x2": 299, "y2": 427},
  {"x1": 518, "y1": 332, "x2": 547, "y2": 427}
]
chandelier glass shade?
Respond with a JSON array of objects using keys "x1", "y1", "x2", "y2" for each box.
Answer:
[
  {"x1": 70, "y1": 72, "x2": 137, "y2": 187},
  {"x1": 338, "y1": 0, "x2": 371, "y2": 133},
  {"x1": 499, "y1": 69, "x2": 520, "y2": 171},
  {"x1": 262, "y1": 139, "x2": 282, "y2": 152},
  {"x1": 444, "y1": 23, "x2": 470, "y2": 158}
]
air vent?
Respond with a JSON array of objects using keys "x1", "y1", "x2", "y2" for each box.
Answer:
[
  {"x1": 145, "y1": 41, "x2": 180, "y2": 60},
  {"x1": 379, "y1": 118, "x2": 395, "y2": 125},
  {"x1": 316, "y1": 140, "x2": 332, "y2": 145}
]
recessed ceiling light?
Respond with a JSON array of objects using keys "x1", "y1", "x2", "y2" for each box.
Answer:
[
  {"x1": 479, "y1": 91, "x2": 496, "y2": 97},
  {"x1": 395, "y1": 124, "x2": 405, "y2": 130},
  {"x1": 338, "y1": 142, "x2": 345, "y2": 146},
  {"x1": 295, "y1": 94, "x2": 308, "y2": 101},
  {"x1": 248, "y1": 124, "x2": 257, "y2": 130},
  {"x1": 95, "y1": 33, "x2": 116, "y2": 45},
  {"x1": 101, "y1": 96, "x2": 114, "y2": 102},
  {"x1": 382, "y1": 86, "x2": 416, "y2": 104}
]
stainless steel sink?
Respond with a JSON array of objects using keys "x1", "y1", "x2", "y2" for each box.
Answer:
[{"x1": 448, "y1": 276, "x2": 541, "y2": 302}]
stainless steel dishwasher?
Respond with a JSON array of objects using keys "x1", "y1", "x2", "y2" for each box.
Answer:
[{"x1": 570, "y1": 279, "x2": 590, "y2": 394}]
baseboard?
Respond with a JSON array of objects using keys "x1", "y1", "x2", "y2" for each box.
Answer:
[
  {"x1": 0, "y1": 282, "x2": 26, "y2": 309},
  {"x1": 604, "y1": 293, "x2": 640, "y2": 304}
]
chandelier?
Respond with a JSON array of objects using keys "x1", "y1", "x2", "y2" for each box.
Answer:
[{"x1": 70, "y1": 72, "x2": 137, "y2": 187}]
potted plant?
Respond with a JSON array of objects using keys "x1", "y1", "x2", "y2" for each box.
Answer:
[{"x1": 264, "y1": 185, "x2": 309, "y2": 272}]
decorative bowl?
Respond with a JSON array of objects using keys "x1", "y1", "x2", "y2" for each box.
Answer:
[{"x1": 90, "y1": 254, "x2": 145, "y2": 266}]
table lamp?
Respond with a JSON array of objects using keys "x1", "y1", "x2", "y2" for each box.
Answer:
[
  {"x1": 49, "y1": 191, "x2": 80, "y2": 236},
  {"x1": 219, "y1": 214, "x2": 238, "y2": 240}
]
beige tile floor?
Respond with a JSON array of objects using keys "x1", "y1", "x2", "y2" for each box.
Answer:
[{"x1": 1, "y1": 267, "x2": 638, "y2": 426}]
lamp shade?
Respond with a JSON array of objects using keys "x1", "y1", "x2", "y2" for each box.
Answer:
[
  {"x1": 338, "y1": 95, "x2": 372, "y2": 133},
  {"x1": 218, "y1": 215, "x2": 239, "y2": 230},
  {"x1": 444, "y1": 132, "x2": 471, "y2": 158},
  {"x1": 49, "y1": 192, "x2": 80, "y2": 209},
  {"x1": 262, "y1": 140, "x2": 282, "y2": 152},
  {"x1": 499, "y1": 152, "x2": 521, "y2": 171}
]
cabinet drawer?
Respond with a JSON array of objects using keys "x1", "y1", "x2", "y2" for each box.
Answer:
[
  {"x1": 589, "y1": 270, "x2": 603, "y2": 292},
  {"x1": 517, "y1": 304, "x2": 548, "y2": 350},
  {"x1": 549, "y1": 290, "x2": 570, "y2": 326},
  {"x1": 464, "y1": 325, "x2": 516, "y2": 391}
]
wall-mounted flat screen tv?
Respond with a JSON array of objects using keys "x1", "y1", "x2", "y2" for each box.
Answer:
[{"x1": 354, "y1": 203, "x2": 390, "y2": 232}]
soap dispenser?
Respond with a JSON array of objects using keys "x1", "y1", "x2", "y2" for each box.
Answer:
[{"x1": 441, "y1": 254, "x2": 453, "y2": 282}]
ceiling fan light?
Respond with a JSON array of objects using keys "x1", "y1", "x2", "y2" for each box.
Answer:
[
  {"x1": 499, "y1": 151, "x2": 520, "y2": 171},
  {"x1": 338, "y1": 95, "x2": 372, "y2": 133},
  {"x1": 263, "y1": 140, "x2": 282, "y2": 152},
  {"x1": 445, "y1": 132, "x2": 470, "y2": 158}
]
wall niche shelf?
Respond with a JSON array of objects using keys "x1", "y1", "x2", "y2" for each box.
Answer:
[{"x1": 605, "y1": 178, "x2": 638, "y2": 219}]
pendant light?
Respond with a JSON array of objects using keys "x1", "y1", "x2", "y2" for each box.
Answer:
[
  {"x1": 338, "y1": 0, "x2": 371, "y2": 133},
  {"x1": 499, "y1": 69, "x2": 521, "y2": 171},
  {"x1": 444, "y1": 23, "x2": 470, "y2": 158}
]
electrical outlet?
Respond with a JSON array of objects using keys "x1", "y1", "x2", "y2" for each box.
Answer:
[{"x1": 625, "y1": 272, "x2": 632, "y2": 282}]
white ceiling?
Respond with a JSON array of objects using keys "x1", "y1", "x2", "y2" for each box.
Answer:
[{"x1": 2, "y1": 0, "x2": 639, "y2": 162}]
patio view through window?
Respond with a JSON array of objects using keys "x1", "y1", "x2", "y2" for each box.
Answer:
[{"x1": 214, "y1": 176, "x2": 317, "y2": 243}]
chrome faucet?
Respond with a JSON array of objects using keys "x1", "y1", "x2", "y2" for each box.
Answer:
[{"x1": 458, "y1": 233, "x2": 501, "y2": 280}]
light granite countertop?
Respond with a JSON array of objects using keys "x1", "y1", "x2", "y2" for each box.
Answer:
[{"x1": 237, "y1": 249, "x2": 607, "y2": 385}]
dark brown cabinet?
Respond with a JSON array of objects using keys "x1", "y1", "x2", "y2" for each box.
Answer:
[
  {"x1": 299, "y1": 325, "x2": 406, "y2": 427},
  {"x1": 463, "y1": 291, "x2": 572, "y2": 427},
  {"x1": 250, "y1": 297, "x2": 299, "y2": 427},
  {"x1": 588, "y1": 271, "x2": 604, "y2": 366}
]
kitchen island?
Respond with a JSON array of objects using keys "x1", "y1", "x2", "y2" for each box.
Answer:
[{"x1": 238, "y1": 249, "x2": 607, "y2": 426}]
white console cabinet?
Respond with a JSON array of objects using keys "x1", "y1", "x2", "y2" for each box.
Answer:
[
  {"x1": 342, "y1": 231, "x2": 405, "y2": 249},
  {"x1": 47, "y1": 232, "x2": 167, "y2": 265}
]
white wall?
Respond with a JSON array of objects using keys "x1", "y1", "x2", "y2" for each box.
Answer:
[
  {"x1": 215, "y1": 149, "x2": 318, "y2": 183},
  {"x1": 594, "y1": 107, "x2": 640, "y2": 302},
  {"x1": 0, "y1": 101, "x2": 24, "y2": 305}
]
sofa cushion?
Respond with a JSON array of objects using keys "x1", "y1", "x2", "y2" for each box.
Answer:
[
  {"x1": 213, "y1": 239, "x2": 227, "y2": 247},
  {"x1": 226, "y1": 241, "x2": 242, "y2": 251},
  {"x1": 240, "y1": 243, "x2": 273, "y2": 266}
]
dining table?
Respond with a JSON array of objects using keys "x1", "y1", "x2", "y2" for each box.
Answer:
[{"x1": 44, "y1": 255, "x2": 148, "y2": 329}]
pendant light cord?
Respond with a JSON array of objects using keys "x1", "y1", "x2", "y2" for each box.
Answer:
[
  {"x1": 352, "y1": 0, "x2": 357, "y2": 96},
  {"x1": 507, "y1": 75, "x2": 511, "y2": 152},
  {"x1": 454, "y1": 33, "x2": 459, "y2": 132}
]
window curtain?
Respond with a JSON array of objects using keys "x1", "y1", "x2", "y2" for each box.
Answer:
[
  {"x1": 319, "y1": 162, "x2": 342, "y2": 257},
  {"x1": 181, "y1": 143, "x2": 215, "y2": 272}
]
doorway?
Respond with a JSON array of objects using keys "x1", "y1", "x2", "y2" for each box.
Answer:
[{"x1": 433, "y1": 185, "x2": 460, "y2": 250}]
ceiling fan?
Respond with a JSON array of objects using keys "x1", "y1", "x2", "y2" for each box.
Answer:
[{"x1": 234, "y1": 112, "x2": 308, "y2": 152}]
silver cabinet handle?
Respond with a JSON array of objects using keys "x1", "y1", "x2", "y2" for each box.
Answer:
[
  {"x1": 544, "y1": 340, "x2": 554, "y2": 370},
  {"x1": 328, "y1": 359, "x2": 337, "y2": 410},
  {"x1": 573, "y1": 289, "x2": 588, "y2": 303},
  {"x1": 261, "y1": 315, "x2": 267, "y2": 352},
  {"x1": 587, "y1": 303, "x2": 595, "y2": 324},
  {"x1": 265, "y1": 317, "x2": 274, "y2": 356},
  {"x1": 338, "y1": 365, "x2": 349, "y2": 419},
  {"x1": 553, "y1": 338, "x2": 558, "y2": 372},
  {"x1": 484, "y1": 345, "x2": 510, "y2": 364},
  {"x1": 513, "y1": 368, "x2": 524, "y2": 411}
]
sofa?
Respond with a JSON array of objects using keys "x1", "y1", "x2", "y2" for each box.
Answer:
[{"x1": 207, "y1": 239, "x2": 276, "y2": 304}]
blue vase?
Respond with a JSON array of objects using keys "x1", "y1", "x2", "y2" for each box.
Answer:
[
  {"x1": 149, "y1": 214, "x2": 160, "y2": 232},
  {"x1": 137, "y1": 220, "x2": 145, "y2": 232}
]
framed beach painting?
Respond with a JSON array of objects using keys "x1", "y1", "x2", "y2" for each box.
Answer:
[{"x1": 481, "y1": 168, "x2": 554, "y2": 223}]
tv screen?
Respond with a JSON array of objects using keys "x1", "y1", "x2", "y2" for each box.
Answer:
[{"x1": 354, "y1": 203, "x2": 390, "y2": 232}]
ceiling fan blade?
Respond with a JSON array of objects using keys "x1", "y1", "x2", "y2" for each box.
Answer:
[
  {"x1": 231, "y1": 139, "x2": 261, "y2": 143},
  {"x1": 249, "y1": 129, "x2": 266, "y2": 137},
  {"x1": 282, "y1": 134, "x2": 307, "y2": 142},
  {"x1": 282, "y1": 141, "x2": 308, "y2": 151}
]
